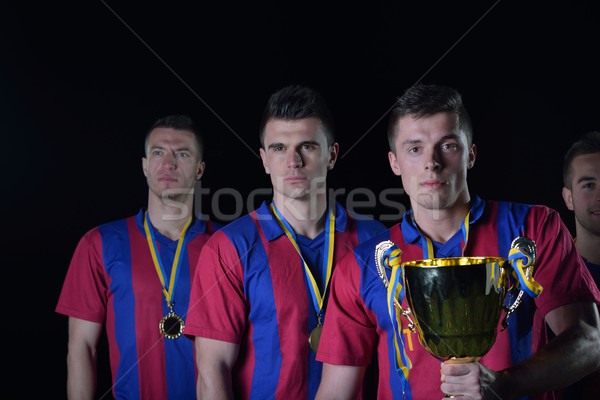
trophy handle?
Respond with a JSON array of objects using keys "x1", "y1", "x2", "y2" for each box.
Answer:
[
  {"x1": 375, "y1": 241, "x2": 416, "y2": 333},
  {"x1": 501, "y1": 237, "x2": 537, "y2": 330},
  {"x1": 501, "y1": 289, "x2": 524, "y2": 330}
]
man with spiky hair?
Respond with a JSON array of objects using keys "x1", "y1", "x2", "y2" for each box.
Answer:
[{"x1": 184, "y1": 85, "x2": 385, "y2": 400}]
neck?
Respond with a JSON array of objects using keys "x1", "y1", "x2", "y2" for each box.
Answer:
[
  {"x1": 273, "y1": 193, "x2": 328, "y2": 239},
  {"x1": 574, "y1": 224, "x2": 600, "y2": 265},
  {"x1": 147, "y1": 194, "x2": 194, "y2": 241},
  {"x1": 411, "y1": 199, "x2": 471, "y2": 244}
]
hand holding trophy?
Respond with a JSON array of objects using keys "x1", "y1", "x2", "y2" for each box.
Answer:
[{"x1": 375, "y1": 237, "x2": 541, "y2": 398}]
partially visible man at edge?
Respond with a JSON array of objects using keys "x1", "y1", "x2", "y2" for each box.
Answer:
[{"x1": 561, "y1": 130, "x2": 600, "y2": 398}]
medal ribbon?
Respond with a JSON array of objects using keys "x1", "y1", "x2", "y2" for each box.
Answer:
[
  {"x1": 508, "y1": 246, "x2": 543, "y2": 297},
  {"x1": 410, "y1": 211, "x2": 471, "y2": 259},
  {"x1": 144, "y1": 211, "x2": 192, "y2": 306},
  {"x1": 270, "y1": 202, "x2": 335, "y2": 314}
]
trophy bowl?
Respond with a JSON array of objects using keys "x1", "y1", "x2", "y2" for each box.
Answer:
[{"x1": 401, "y1": 257, "x2": 509, "y2": 361}]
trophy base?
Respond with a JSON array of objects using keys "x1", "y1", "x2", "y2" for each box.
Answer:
[{"x1": 445, "y1": 356, "x2": 481, "y2": 364}]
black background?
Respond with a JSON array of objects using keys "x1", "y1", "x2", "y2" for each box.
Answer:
[{"x1": 3, "y1": 1, "x2": 599, "y2": 398}]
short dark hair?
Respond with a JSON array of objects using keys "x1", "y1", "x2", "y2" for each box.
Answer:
[
  {"x1": 387, "y1": 84, "x2": 473, "y2": 152},
  {"x1": 145, "y1": 114, "x2": 204, "y2": 159},
  {"x1": 259, "y1": 85, "x2": 335, "y2": 148},
  {"x1": 563, "y1": 131, "x2": 600, "y2": 189}
]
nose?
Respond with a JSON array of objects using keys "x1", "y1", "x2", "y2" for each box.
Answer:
[
  {"x1": 162, "y1": 152, "x2": 177, "y2": 169},
  {"x1": 424, "y1": 148, "x2": 441, "y2": 170},
  {"x1": 287, "y1": 150, "x2": 303, "y2": 168}
]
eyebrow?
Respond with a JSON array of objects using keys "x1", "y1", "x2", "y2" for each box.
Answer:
[
  {"x1": 402, "y1": 134, "x2": 459, "y2": 147},
  {"x1": 149, "y1": 145, "x2": 192, "y2": 151},
  {"x1": 577, "y1": 176, "x2": 597, "y2": 184},
  {"x1": 267, "y1": 140, "x2": 321, "y2": 149}
]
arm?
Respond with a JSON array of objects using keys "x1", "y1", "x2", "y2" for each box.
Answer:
[
  {"x1": 194, "y1": 337, "x2": 239, "y2": 400},
  {"x1": 441, "y1": 301, "x2": 600, "y2": 400},
  {"x1": 66, "y1": 317, "x2": 103, "y2": 400},
  {"x1": 315, "y1": 363, "x2": 366, "y2": 400}
]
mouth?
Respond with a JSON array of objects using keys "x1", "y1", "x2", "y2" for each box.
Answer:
[
  {"x1": 421, "y1": 179, "x2": 446, "y2": 189},
  {"x1": 158, "y1": 175, "x2": 177, "y2": 182},
  {"x1": 285, "y1": 175, "x2": 308, "y2": 183}
]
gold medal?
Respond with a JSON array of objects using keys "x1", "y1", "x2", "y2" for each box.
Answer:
[
  {"x1": 144, "y1": 212, "x2": 192, "y2": 341},
  {"x1": 309, "y1": 313, "x2": 323, "y2": 354},
  {"x1": 309, "y1": 324, "x2": 322, "y2": 354},
  {"x1": 159, "y1": 308, "x2": 185, "y2": 339}
]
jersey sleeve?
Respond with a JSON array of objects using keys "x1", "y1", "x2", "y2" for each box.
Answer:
[
  {"x1": 317, "y1": 249, "x2": 377, "y2": 366},
  {"x1": 354, "y1": 218, "x2": 388, "y2": 244},
  {"x1": 55, "y1": 228, "x2": 109, "y2": 323},
  {"x1": 527, "y1": 206, "x2": 600, "y2": 317},
  {"x1": 184, "y1": 230, "x2": 247, "y2": 344}
]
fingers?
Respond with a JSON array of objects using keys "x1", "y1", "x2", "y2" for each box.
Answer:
[{"x1": 440, "y1": 362, "x2": 482, "y2": 400}]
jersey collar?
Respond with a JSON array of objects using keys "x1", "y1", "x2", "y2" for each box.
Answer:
[
  {"x1": 400, "y1": 195, "x2": 485, "y2": 245},
  {"x1": 258, "y1": 200, "x2": 347, "y2": 242},
  {"x1": 135, "y1": 208, "x2": 206, "y2": 240}
]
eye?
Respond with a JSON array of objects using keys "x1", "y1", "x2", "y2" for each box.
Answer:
[
  {"x1": 178, "y1": 152, "x2": 189, "y2": 158},
  {"x1": 441, "y1": 142, "x2": 458, "y2": 151},
  {"x1": 273, "y1": 146, "x2": 284, "y2": 152},
  {"x1": 152, "y1": 150, "x2": 163, "y2": 156},
  {"x1": 582, "y1": 182, "x2": 594, "y2": 189},
  {"x1": 407, "y1": 146, "x2": 420, "y2": 154}
]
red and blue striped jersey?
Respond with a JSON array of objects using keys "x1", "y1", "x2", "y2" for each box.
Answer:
[
  {"x1": 184, "y1": 201, "x2": 386, "y2": 400},
  {"x1": 56, "y1": 209, "x2": 219, "y2": 400},
  {"x1": 317, "y1": 197, "x2": 600, "y2": 400}
]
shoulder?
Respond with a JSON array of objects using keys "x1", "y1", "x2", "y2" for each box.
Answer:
[
  {"x1": 343, "y1": 209, "x2": 387, "y2": 240},
  {"x1": 78, "y1": 215, "x2": 133, "y2": 246},
  {"x1": 344, "y1": 227, "x2": 393, "y2": 267},
  {"x1": 203, "y1": 212, "x2": 261, "y2": 250}
]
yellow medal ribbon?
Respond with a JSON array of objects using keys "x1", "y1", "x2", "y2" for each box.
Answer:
[
  {"x1": 270, "y1": 202, "x2": 335, "y2": 314},
  {"x1": 143, "y1": 211, "x2": 192, "y2": 306},
  {"x1": 411, "y1": 211, "x2": 470, "y2": 259}
]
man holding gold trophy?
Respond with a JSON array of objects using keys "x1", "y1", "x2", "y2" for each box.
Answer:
[{"x1": 315, "y1": 84, "x2": 600, "y2": 399}]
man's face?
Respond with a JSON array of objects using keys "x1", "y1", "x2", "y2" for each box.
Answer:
[
  {"x1": 259, "y1": 117, "x2": 338, "y2": 202},
  {"x1": 388, "y1": 112, "x2": 476, "y2": 212},
  {"x1": 142, "y1": 128, "x2": 204, "y2": 202},
  {"x1": 563, "y1": 153, "x2": 600, "y2": 236}
]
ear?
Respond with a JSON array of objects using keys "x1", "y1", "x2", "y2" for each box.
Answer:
[
  {"x1": 467, "y1": 144, "x2": 477, "y2": 169},
  {"x1": 562, "y1": 187, "x2": 574, "y2": 211},
  {"x1": 195, "y1": 161, "x2": 206, "y2": 181},
  {"x1": 388, "y1": 151, "x2": 401, "y2": 176},
  {"x1": 327, "y1": 142, "x2": 340, "y2": 170},
  {"x1": 259, "y1": 148, "x2": 270, "y2": 174},
  {"x1": 142, "y1": 157, "x2": 148, "y2": 177}
]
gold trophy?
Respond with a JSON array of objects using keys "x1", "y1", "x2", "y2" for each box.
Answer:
[{"x1": 375, "y1": 237, "x2": 539, "y2": 397}]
